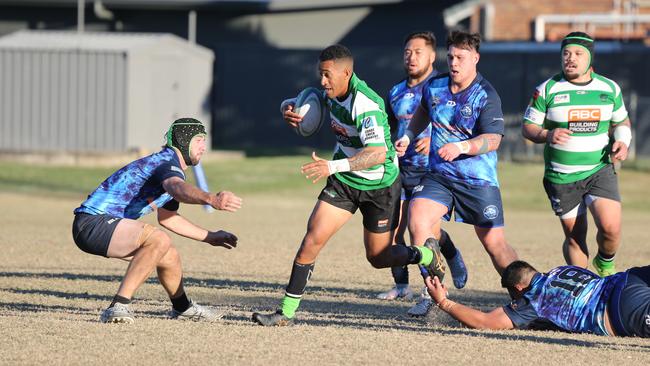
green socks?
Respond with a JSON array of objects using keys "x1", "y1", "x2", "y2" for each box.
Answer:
[
  {"x1": 280, "y1": 295, "x2": 301, "y2": 319},
  {"x1": 592, "y1": 255, "x2": 616, "y2": 277},
  {"x1": 415, "y1": 246, "x2": 433, "y2": 266}
]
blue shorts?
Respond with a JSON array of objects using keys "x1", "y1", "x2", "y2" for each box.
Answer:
[
  {"x1": 411, "y1": 172, "x2": 504, "y2": 228},
  {"x1": 399, "y1": 166, "x2": 427, "y2": 201},
  {"x1": 609, "y1": 265, "x2": 650, "y2": 337}
]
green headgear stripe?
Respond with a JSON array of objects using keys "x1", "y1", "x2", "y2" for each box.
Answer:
[{"x1": 564, "y1": 36, "x2": 594, "y2": 43}]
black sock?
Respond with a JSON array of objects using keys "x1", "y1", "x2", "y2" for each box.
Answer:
[
  {"x1": 439, "y1": 230, "x2": 458, "y2": 260},
  {"x1": 597, "y1": 250, "x2": 615, "y2": 261},
  {"x1": 171, "y1": 292, "x2": 191, "y2": 313},
  {"x1": 391, "y1": 265, "x2": 409, "y2": 285},
  {"x1": 286, "y1": 261, "x2": 315, "y2": 296},
  {"x1": 406, "y1": 246, "x2": 422, "y2": 264},
  {"x1": 110, "y1": 294, "x2": 131, "y2": 308}
]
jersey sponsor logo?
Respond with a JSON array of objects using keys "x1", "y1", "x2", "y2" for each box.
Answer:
[
  {"x1": 446, "y1": 100, "x2": 456, "y2": 107},
  {"x1": 106, "y1": 218, "x2": 118, "y2": 225},
  {"x1": 362, "y1": 116, "x2": 376, "y2": 129},
  {"x1": 331, "y1": 120, "x2": 352, "y2": 145},
  {"x1": 413, "y1": 185, "x2": 424, "y2": 193},
  {"x1": 377, "y1": 218, "x2": 389, "y2": 228},
  {"x1": 576, "y1": 90, "x2": 587, "y2": 95},
  {"x1": 524, "y1": 106, "x2": 535, "y2": 121},
  {"x1": 364, "y1": 127, "x2": 380, "y2": 141},
  {"x1": 460, "y1": 104, "x2": 473, "y2": 118},
  {"x1": 330, "y1": 120, "x2": 350, "y2": 137},
  {"x1": 600, "y1": 93, "x2": 610, "y2": 102},
  {"x1": 568, "y1": 109, "x2": 601, "y2": 133},
  {"x1": 568, "y1": 121, "x2": 599, "y2": 133},
  {"x1": 404, "y1": 92, "x2": 415, "y2": 99},
  {"x1": 568, "y1": 109, "x2": 601, "y2": 122},
  {"x1": 483, "y1": 205, "x2": 499, "y2": 220},
  {"x1": 553, "y1": 94, "x2": 570, "y2": 104},
  {"x1": 430, "y1": 96, "x2": 441, "y2": 108},
  {"x1": 645, "y1": 314, "x2": 650, "y2": 326},
  {"x1": 322, "y1": 188, "x2": 337, "y2": 198}
]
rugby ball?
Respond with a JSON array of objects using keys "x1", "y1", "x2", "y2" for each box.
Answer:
[{"x1": 293, "y1": 87, "x2": 328, "y2": 137}]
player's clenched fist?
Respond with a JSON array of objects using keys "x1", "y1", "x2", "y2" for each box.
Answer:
[{"x1": 394, "y1": 135, "x2": 411, "y2": 157}]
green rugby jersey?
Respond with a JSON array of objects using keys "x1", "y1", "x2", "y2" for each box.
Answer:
[
  {"x1": 326, "y1": 73, "x2": 398, "y2": 190},
  {"x1": 523, "y1": 72, "x2": 628, "y2": 184}
]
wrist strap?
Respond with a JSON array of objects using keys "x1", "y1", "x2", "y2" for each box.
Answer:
[
  {"x1": 613, "y1": 125, "x2": 632, "y2": 147},
  {"x1": 453, "y1": 141, "x2": 471, "y2": 154},
  {"x1": 327, "y1": 159, "x2": 351, "y2": 175}
]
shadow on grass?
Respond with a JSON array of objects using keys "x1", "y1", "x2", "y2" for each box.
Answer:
[{"x1": 2, "y1": 271, "x2": 650, "y2": 351}]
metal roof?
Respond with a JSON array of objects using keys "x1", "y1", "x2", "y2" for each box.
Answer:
[
  {"x1": 0, "y1": 30, "x2": 212, "y2": 55},
  {"x1": 0, "y1": 0, "x2": 403, "y2": 11}
]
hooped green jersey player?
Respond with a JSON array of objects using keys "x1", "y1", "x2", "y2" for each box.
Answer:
[
  {"x1": 327, "y1": 72, "x2": 399, "y2": 190},
  {"x1": 523, "y1": 65, "x2": 628, "y2": 184}
]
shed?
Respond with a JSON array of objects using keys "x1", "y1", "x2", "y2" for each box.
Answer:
[{"x1": 0, "y1": 30, "x2": 214, "y2": 153}]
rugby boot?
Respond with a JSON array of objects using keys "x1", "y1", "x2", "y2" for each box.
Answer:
[
  {"x1": 168, "y1": 300, "x2": 224, "y2": 322},
  {"x1": 252, "y1": 310, "x2": 294, "y2": 326},
  {"x1": 100, "y1": 303, "x2": 135, "y2": 324}
]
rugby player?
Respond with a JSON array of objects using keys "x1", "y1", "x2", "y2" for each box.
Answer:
[
  {"x1": 252, "y1": 44, "x2": 446, "y2": 326},
  {"x1": 424, "y1": 260, "x2": 650, "y2": 338},
  {"x1": 522, "y1": 32, "x2": 632, "y2": 277},
  {"x1": 395, "y1": 30, "x2": 519, "y2": 315},
  {"x1": 72, "y1": 118, "x2": 242, "y2": 323}
]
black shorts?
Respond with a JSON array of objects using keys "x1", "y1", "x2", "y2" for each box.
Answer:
[
  {"x1": 317, "y1": 175, "x2": 400, "y2": 233},
  {"x1": 72, "y1": 213, "x2": 122, "y2": 257},
  {"x1": 609, "y1": 266, "x2": 650, "y2": 338},
  {"x1": 543, "y1": 164, "x2": 620, "y2": 218}
]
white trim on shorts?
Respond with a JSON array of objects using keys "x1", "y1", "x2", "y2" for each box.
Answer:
[{"x1": 560, "y1": 194, "x2": 600, "y2": 219}]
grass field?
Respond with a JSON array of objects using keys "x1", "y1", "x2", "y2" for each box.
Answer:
[{"x1": 1, "y1": 157, "x2": 649, "y2": 365}]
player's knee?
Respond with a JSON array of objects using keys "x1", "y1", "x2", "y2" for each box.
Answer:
[
  {"x1": 146, "y1": 230, "x2": 172, "y2": 254},
  {"x1": 300, "y1": 234, "x2": 325, "y2": 251},
  {"x1": 366, "y1": 255, "x2": 385, "y2": 269},
  {"x1": 599, "y1": 221, "x2": 621, "y2": 239}
]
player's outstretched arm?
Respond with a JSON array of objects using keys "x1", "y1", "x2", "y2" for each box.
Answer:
[
  {"x1": 157, "y1": 207, "x2": 238, "y2": 249},
  {"x1": 301, "y1": 147, "x2": 386, "y2": 184},
  {"x1": 163, "y1": 177, "x2": 242, "y2": 212},
  {"x1": 425, "y1": 276, "x2": 514, "y2": 330}
]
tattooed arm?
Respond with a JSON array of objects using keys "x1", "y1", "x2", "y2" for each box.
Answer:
[
  {"x1": 348, "y1": 146, "x2": 386, "y2": 171},
  {"x1": 437, "y1": 133, "x2": 502, "y2": 162},
  {"x1": 301, "y1": 146, "x2": 387, "y2": 184}
]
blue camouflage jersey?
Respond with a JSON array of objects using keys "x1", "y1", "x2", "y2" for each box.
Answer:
[
  {"x1": 503, "y1": 266, "x2": 626, "y2": 335},
  {"x1": 387, "y1": 72, "x2": 436, "y2": 168},
  {"x1": 421, "y1": 73, "x2": 504, "y2": 186},
  {"x1": 74, "y1": 147, "x2": 185, "y2": 219}
]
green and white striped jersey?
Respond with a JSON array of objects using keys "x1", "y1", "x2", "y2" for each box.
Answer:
[
  {"x1": 327, "y1": 73, "x2": 398, "y2": 190},
  {"x1": 523, "y1": 72, "x2": 627, "y2": 184}
]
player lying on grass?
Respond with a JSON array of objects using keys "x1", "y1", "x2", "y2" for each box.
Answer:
[
  {"x1": 423, "y1": 260, "x2": 650, "y2": 337},
  {"x1": 72, "y1": 118, "x2": 242, "y2": 324}
]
